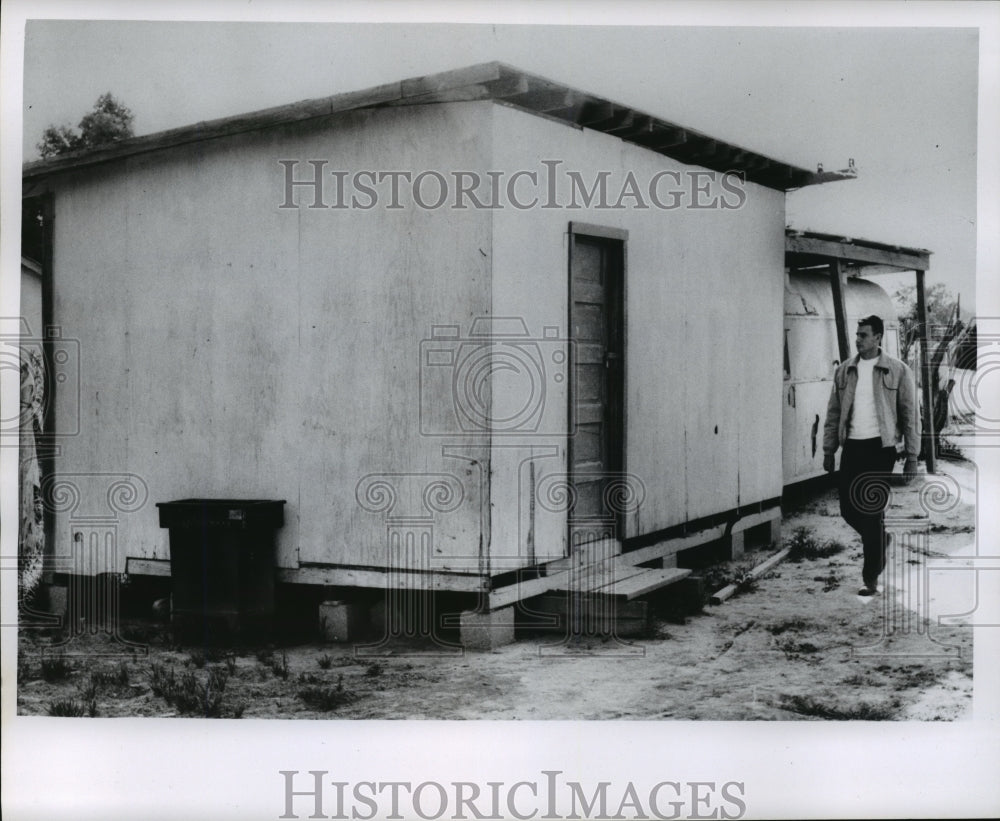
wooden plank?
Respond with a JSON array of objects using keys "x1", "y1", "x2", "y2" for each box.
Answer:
[
  {"x1": 564, "y1": 564, "x2": 649, "y2": 593},
  {"x1": 569, "y1": 222, "x2": 629, "y2": 242},
  {"x1": 399, "y1": 62, "x2": 503, "y2": 97},
  {"x1": 124, "y1": 558, "x2": 171, "y2": 577},
  {"x1": 709, "y1": 547, "x2": 791, "y2": 604},
  {"x1": 786, "y1": 235, "x2": 930, "y2": 272},
  {"x1": 576, "y1": 101, "x2": 616, "y2": 126},
  {"x1": 602, "y1": 567, "x2": 692, "y2": 600},
  {"x1": 602, "y1": 111, "x2": 636, "y2": 135},
  {"x1": 572, "y1": 281, "x2": 605, "y2": 305},
  {"x1": 645, "y1": 130, "x2": 688, "y2": 150},
  {"x1": 501, "y1": 89, "x2": 575, "y2": 112},
  {"x1": 388, "y1": 75, "x2": 531, "y2": 107},
  {"x1": 575, "y1": 342, "x2": 604, "y2": 364},
  {"x1": 278, "y1": 565, "x2": 484, "y2": 592},
  {"x1": 916, "y1": 269, "x2": 937, "y2": 473},
  {"x1": 829, "y1": 260, "x2": 851, "y2": 363},
  {"x1": 488, "y1": 568, "x2": 571, "y2": 610},
  {"x1": 621, "y1": 524, "x2": 728, "y2": 566},
  {"x1": 575, "y1": 404, "x2": 603, "y2": 425},
  {"x1": 731, "y1": 506, "x2": 782, "y2": 534}
]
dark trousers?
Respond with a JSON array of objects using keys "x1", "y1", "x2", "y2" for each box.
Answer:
[{"x1": 838, "y1": 438, "x2": 898, "y2": 586}]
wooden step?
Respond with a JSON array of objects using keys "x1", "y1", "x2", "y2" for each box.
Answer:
[
  {"x1": 550, "y1": 565, "x2": 692, "y2": 600},
  {"x1": 597, "y1": 567, "x2": 692, "y2": 600}
]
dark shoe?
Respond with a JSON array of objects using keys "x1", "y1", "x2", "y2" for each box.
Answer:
[{"x1": 858, "y1": 585, "x2": 878, "y2": 596}]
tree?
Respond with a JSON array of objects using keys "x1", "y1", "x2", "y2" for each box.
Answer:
[
  {"x1": 37, "y1": 92, "x2": 134, "y2": 158},
  {"x1": 893, "y1": 282, "x2": 965, "y2": 451},
  {"x1": 892, "y1": 282, "x2": 959, "y2": 362}
]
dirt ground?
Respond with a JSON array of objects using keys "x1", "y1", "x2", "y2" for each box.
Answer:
[{"x1": 15, "y1": 459, "x2": 976, "y2": 721}]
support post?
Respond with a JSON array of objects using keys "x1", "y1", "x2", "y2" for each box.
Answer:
[
  {"x1": 828, "y1": 259, "x2": 850, "y2": 363},
  {"x1": 915, "y1": 269, "x2": 937, "y2": 474}
]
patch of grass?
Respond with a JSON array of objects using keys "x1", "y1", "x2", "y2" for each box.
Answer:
[
  {"x1": 169, "y1": 670, "x2": 227, "y2": 717},
  {"x1": 887, "y1": 665, "x2": 945, "y2": 690},
  {"x1": 777, "y1": 638, "x2": 821, "y2": 657},
  {"x1": 152, "y1": 666, "x2": 229, "y2": 717},
  {"x1": 929, "y1": 523, "x2": 974, "y2": 534},
  {"x1": 700, "y1": 565, "x2": 735, "y2": 596},
  {"x1": 78, "y1": 679, "x2": 98, "y2": 702},
  {"x1": 786, "y1": 528, "x2": 847, "y2": 563},
  {"x1": 364, "y1": 661, "x2": 383, "y2": 678},
  {"x1": 91, "y1": 661, "x2": 130, "y2": 689},
  {"x1": 149, "y1": 662, "x2": 177, "y2": 698},
  {"x1": 731, "y1": 563, "x2": 761, "y2": 595},
  {"x1": 256, "y1": 649, "x2": 289, "y2": 679},
  {"x1": 17, "y1": 655, "x2": 34, "y2": 684},
  {"x1": 317, "y1": 654, "x2": 333, "y2": 670},
  {"x1": 188, "y1": 649, "x2": 206, "y2": 669},
  {"x1": 766, "y1": 619, "x2": 815, "y2": 636},
  {"x1": 298, "y1": 675, "x2": 356, "y2": 711},
  {"x1": 779, "y1": 693, "x2": 900, "y2": 721},
  {"x1": 40, "y1": 653, "x2": 72, "y2": 682},
  {"x1": 47, "y1": 698, "x2": 97, "y2": 717},
  {"x1": 812, "y1": 573, "x2": 841, "y2": 592}
]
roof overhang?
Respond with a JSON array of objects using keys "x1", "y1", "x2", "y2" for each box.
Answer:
[
  {"x1": 24, "y1": 62, "x2": 853, "y2": 192},
  {"x1": 785, "y1": 229, "x2": 931, "y2": 274}
]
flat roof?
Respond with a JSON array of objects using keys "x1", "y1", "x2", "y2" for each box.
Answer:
[
  {"x1": 786, "y1": 229, "x2": 931, "y2": 273},
  {"x1": 23, "y1": 62, "x2": 852, "y2": 192}
]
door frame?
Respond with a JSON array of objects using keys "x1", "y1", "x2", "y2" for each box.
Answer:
[{"x1": 566, "y1": 221, "x2": 629, "y2": 546}]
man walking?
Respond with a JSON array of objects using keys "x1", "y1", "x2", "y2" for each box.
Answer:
[{"x1": 823, "y1": 315, "x2": 921, "y2": 596}]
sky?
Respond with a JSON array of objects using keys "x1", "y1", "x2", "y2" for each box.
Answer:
[{"x1": 19, "y1": 20, "x2": 981, "y2": 309}]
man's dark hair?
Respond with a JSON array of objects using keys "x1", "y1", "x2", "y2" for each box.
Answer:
[{"x1": 858, "y1": 315, "x2": 884, "y2": 338}]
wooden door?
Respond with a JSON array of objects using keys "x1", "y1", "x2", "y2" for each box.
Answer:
[{"x1": 568, "y1": 227, "x2": 625, "y2": 542}]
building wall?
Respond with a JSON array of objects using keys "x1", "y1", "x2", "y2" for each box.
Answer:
[
  {"x1": 46, "y1": 102, "x2": 494, "y2": 574},
  {"x1": 488, "y1": 103, "x2": 786, "y2": 554}
]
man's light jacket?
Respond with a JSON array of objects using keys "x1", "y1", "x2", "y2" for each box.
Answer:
[{"x1": 823, "y1": 350, "x2": 921, "y2": 459}]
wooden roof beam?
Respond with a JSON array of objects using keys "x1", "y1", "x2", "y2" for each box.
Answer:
[
  {"x1": 786, "y1": 234, "x2": 930, "y2": 271},
  {"x1": 501, "y1": 87, "x2": 577, "y2": 113}
]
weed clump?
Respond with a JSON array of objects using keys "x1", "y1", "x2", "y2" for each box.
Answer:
[
  {"x1": 779, "y1": 693, "x2": 900, "y2": 720},
  {"x1": 787, "y1": 528, "x2": 846, "y2": 563},
  {"x1": 47, "y1": 698, "x2": 97, "y2": 717},
  {"x1": 298, "y1": 674, "x2": 355, "y2": 711},
  {"x1": 40, "y1": 653, "x2": 72, "y2": 682},
  {"x1": 91, "y1": 662, "x2": 130, "y2": 689},
  {"x1": 256, "y1": 649, "x2": 289, "y2": 679},
  {"x1": 148, "y1": 662, "x2": 230, "y2": 717}
]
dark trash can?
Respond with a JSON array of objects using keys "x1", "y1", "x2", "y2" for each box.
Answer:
[{"x1": 156, "y1": 499, "x2": 286, "y2": 642}]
